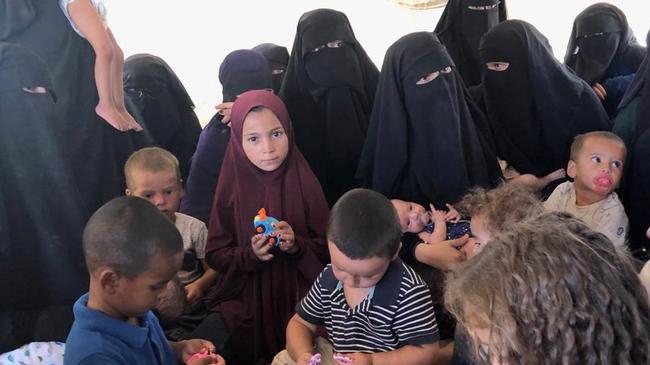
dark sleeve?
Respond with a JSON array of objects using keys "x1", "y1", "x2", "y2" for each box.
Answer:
[
  {"x1": 602, "y1": 74, "x2": 635, "y2": 118},
  {"x1": 295, "y1": 268, "x2": 330, "y2": 326},
  {"x1": 399, "y1": 233, "x2": 424, "y2": 266},
  {"x1": 393, "y1": 281, "x2": 440, "y2": 346}
]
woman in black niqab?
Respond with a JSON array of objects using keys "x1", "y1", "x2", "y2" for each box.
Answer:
[
  {"x1": 357, "y1": 32, "x2": 501, "y2": 207},
  {"x1": 279, "y1": 8, "x2": 379, "y2": 206},
  {"x1": 1, "y1": 0, "x2": 149, "y2": 218},
  {"x1": 123, "y1": 53, "x2": 202, "y2": 182},
  {"x1": 480, "y1": 20, "x2": 610, "y2": 182},
  {"x1": 0, "y1": 42, "x2": 86, "y2": 350},
  {"x1": 252, "y1": 43, "x2": 289, "y2": 95},
  {"x1": 564, "y1": 3, "x2": 646, "y2": 116},
  {"x1": 434, "y1": 0, "x2": 507, "y2": 87}
]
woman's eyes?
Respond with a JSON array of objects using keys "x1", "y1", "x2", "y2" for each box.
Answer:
[
  {"x1": 486, "y1": 62, "x2": 510, "y2": 71},
  {"x1": 416, "y1": 66, "x2": 453, "y2": 85},
  {"x1": 311, "y1": 40, "x2": 346, "y2": 53}
]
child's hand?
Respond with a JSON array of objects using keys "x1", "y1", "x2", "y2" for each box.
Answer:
[
  {"x1": 214, "y1": 102, "x2": 234, "y2": 124},
  {"x1": 273, "y1": 221, "x2": 297, "y2": 254},
  {"x1": 251, "y1": 234, "x2": 274, "y2": 261},
  {"x1": 187, "y1": 354, "x2": 226, "y2": 365},
  {"x1": 444, "y1": 203, "x2": 461, "y2": 223},
  {"x1": 296, "y1": 352, "x2": 315, "y2": 365},
  {"x1": 429, "y1": 204, "x2": 446, "y2": 223},
  {"x1": 336, "y1": 352, "x2": 370, "y2": 365},
  {"x1": 180, "y1": 340, "x2": 217, "y2": 363},
  {"x1": 185, "y1": 281, "x2": 204, "y2": 304}
]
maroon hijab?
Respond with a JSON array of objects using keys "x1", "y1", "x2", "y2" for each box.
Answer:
[{"x1": 206, "y1": 90, "x2": 329, "y2": 364}]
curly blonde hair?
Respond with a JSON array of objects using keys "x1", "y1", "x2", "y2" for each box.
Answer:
[
  {"x1": 456, "y1": 183, "x2": 544, "y2": 237},
  {"x1": 445, "y1": 211, "x2": 650, "y2": 365}
]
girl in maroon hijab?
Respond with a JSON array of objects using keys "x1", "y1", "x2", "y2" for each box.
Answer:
[{"x1": 205, "y1": 90, "x2": 329, "y2": 365}]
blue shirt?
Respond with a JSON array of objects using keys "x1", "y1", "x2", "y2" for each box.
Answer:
[{"x1": 64, "y1": 293, "x2": 177, "y2": 365}]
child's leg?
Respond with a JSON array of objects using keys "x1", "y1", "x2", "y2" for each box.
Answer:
[
  {"x1": 66, "y1": 0, "x2": 128, "y2": 131},
  {"x1": 106, "y1": 27, "x2": 142, "y2": 131}
]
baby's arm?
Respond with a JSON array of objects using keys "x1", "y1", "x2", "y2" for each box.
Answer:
[
  {"x1": 286, "y1": 314, "x2": 318, "y2": 365},
  {"x1": 418, "y1": 205, "x2": 447, "y2": 243}
]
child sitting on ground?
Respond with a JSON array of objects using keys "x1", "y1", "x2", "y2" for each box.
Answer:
[
  {"x1": 391, "y1": 199, "x2": 469, "y2": 242},
  {"x1": 544, "y1": 131, "x2": 628, "y2": 247},
  {"x1": 64, "y1": 196, "x2": 224, "y2": 365},
  {"x1": 58, "y1": 0, "x2": 142, "y2": 132},
  {"x1": 124, "y1": 147, "x2": 219, "y2": 338},
  {"x1": 275, "y1": 189, "x2": 440, "y2": 365}
]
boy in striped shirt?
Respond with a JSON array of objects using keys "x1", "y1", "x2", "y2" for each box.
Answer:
[{"x1": 275, "y1": 189, "x2": 439, "y2": 365}]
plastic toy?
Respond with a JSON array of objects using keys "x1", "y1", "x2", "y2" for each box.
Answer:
[
  {"x1": 253, "y1": 208, "x2": 281, "y2": 246},
  {"x1": 309, "y1": 353, "x2": 321, "y2": 365}
]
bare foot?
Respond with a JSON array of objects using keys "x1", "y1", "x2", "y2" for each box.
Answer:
[
  {"x1": 96, "y1": 103, "x2": 130, "y2": 131},
  {"x1": 117, "y1": 106, "x2": 143, "y2": 131}
]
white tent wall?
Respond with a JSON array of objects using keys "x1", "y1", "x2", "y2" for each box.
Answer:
[{"x1": 108, "y1": 0, "x2": 649, "y2": 126}]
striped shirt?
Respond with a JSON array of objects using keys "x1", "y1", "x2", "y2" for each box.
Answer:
[{"x1": 296, "y1": 259, "x2": 439, "y2": 353}]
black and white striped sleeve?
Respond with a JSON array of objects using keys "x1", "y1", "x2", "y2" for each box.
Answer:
[
  {"x1": 393, "y1": 273, "x2": 439, "y2": 346},
  {"x1": 295, "y1": 267, "x2": 329, "y2": 325}
]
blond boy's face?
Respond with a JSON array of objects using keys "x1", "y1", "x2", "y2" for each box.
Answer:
[
  {"x1": 126, "y1": 170, "x2": 181, "y2": 221},
  {"x1": 567, "y1": 136, "x2": 626, "y2": 199},
  {"x1": 391, "y1": 199, "x2": 429, "y2": 233}
]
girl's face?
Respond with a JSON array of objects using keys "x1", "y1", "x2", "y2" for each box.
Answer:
[{"x1": 241, "y1": 108, "x2": 289, "y2": 172}]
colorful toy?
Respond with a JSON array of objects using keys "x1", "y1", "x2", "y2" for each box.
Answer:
[
  {"x1": 309, "y1": 353, "x2": 321, "y2": 365},
  {"x1": 253, "y1": 208, "x2": 281, "y2": 246}
]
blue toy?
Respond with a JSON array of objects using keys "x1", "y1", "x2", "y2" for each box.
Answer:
[{"x1": 253, "y1": 208, "x2": 281, "y2": 246}]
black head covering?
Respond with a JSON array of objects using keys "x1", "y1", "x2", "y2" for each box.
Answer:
[
  {"x1": 0, "y1": 0, "x2": 35, "y2": 40},
  {"x1": 564, "y1": 3, "x2": 645, "y2": 85},
  {"x1": 280, "y1": 8, "x2": 379, "y2": 205},
  {"x1": 2, "y1": 0, "x2": 150, "y2": 218},
  {"x1": 357, "y1": 32, "x2": 501, "y2": 206},
  {"x1": 480, "y1": 20, "x2": 611, "y2": 177},
  {"x1": 252, "y1": 43, "x2": 290, "y2": 94},
  {"x1": 0, "y1": 42, "x2": 86, "y2": 338},
  {"x1": 123, "y1": 54, "x2": 202, "y2": 182},
  {"x1": 180, "y1": 50, "x2": 273, "y2": 224},
  {"x1": 434, "y1": 0, "x2": 507, "y2": 87},
  {"x1": 633, "y1": 31, "x2": 650, "y2": 139}
]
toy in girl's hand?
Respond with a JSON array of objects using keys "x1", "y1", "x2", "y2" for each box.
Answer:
[
  {"x1": 253, "y1": 208, "x2": 281, "y2": 246},
  {"x1": 309, "y1": 353, "x2": 321, "y2": 365},
  {"x1": 187, "y1": 348, "x2": 212, "y2": 362},
  {"x1": 333, "y1": 354, "x2": 353, "y2": 364}
]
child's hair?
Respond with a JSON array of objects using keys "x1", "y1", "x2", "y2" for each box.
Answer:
[
  {"x1": 569, "y1": 131, "x2": 626, "y2": 160},
  {"x1": 327, "y1": 188, "x2": 402, "y2": 259},
  {"x1": 124, "y1": 147, "x2": 181, "y2": 189},
  {"x1": 445, "y1": 211, "x2": 650, "y2": 365},
  {"x1": 82, "y1": 196, "x2": 183, "y2": 279},
  {"x1": 456, "y1": 183, "x2": 544, "y2": 237}
]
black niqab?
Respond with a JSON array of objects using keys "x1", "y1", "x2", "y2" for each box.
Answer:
[
  {"x1": 357, "y1": 32, "x2": 501, "y2": 206},
  {"x1": 0, "y1": 42, "x2": 87, "y2": 347},
  {"x1": 123, "y1": 54, "x2": 202, "y2": 182},
  {"x1": 252, "y1": 43, "x2": 289, "y2": 94},
  {"x1": 480, "y1": 20, "x2": 611, "y2": 177},
  {"x1": 434, "y1": 0, "x2": 507, "y2": 87},
  {"x1": 564, "y1": 3, "x2": 645, "y2": 85},
  {"x1": 280, "y1": 9, "x2": 379, "y2": 205}
]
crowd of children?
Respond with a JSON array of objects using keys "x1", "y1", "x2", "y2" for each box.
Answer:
[{"x1": 1, "y1": 0, "x2": 650, "y2": 364}]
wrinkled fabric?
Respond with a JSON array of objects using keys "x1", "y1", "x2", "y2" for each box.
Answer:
[
  {"x1": 434, "y1": 0, "x2": 507, "y2": 87},
  {"x1": 280, "y1": 9, "x2": 379, "y2": 205},
  {"x1": 205, "y1": 90, "x2": 329, "y2": 365},
  {"x1": 123, "y1": 53, "x2": 202, "y2": 182},
  {"x1": 479, "y1": 20, "x2": 610, "y2": 178},
  {"x1": 357, "y1": 32, "x2": 501, "y2": 207}
]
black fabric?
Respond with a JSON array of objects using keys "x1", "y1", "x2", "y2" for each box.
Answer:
[
  {"x1": 123, "y1": 54, "x2": 202, "y2": 182},
  {"x1": 357, "y1": 32, "x2": 501, "y2": 207},
  {"x1": 565, "y1": 3, "x2": 645, "y2": 85},
  {"x1": 0, "y1": 43, "x2": 87, "y2": 345},
  {"x1": 2, "y1": 0, "x2": 150, "y2": 218},
  {"x1": 252, "y1": 43, "x2": 290, "y2": 95},
  {"x1": 280, "y1": 8, "x2": 379, "y2": 206},
  {"x1": 180, "y1": 50, "x2": 272, "y2": 224},
  {"x1": 0, "y1": 0, "x2": 35, "y2": 41},
  {"x1": 434, "y1": 0, "x2": 507, "y2": 87},
  {"x1": 479, "y1": 20, "x2": 611, "y2": 177}
]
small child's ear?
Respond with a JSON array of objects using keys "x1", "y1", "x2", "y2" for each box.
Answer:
[
  {"x1": 98, "y1": 268, "x2": 122, "y2": 294},
  {"x1": 125, "y1": 188, "x2": 132, "y2": 196},
  {"x1": 567, "y1": 160, "x2": 577, "y2": 179}
]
